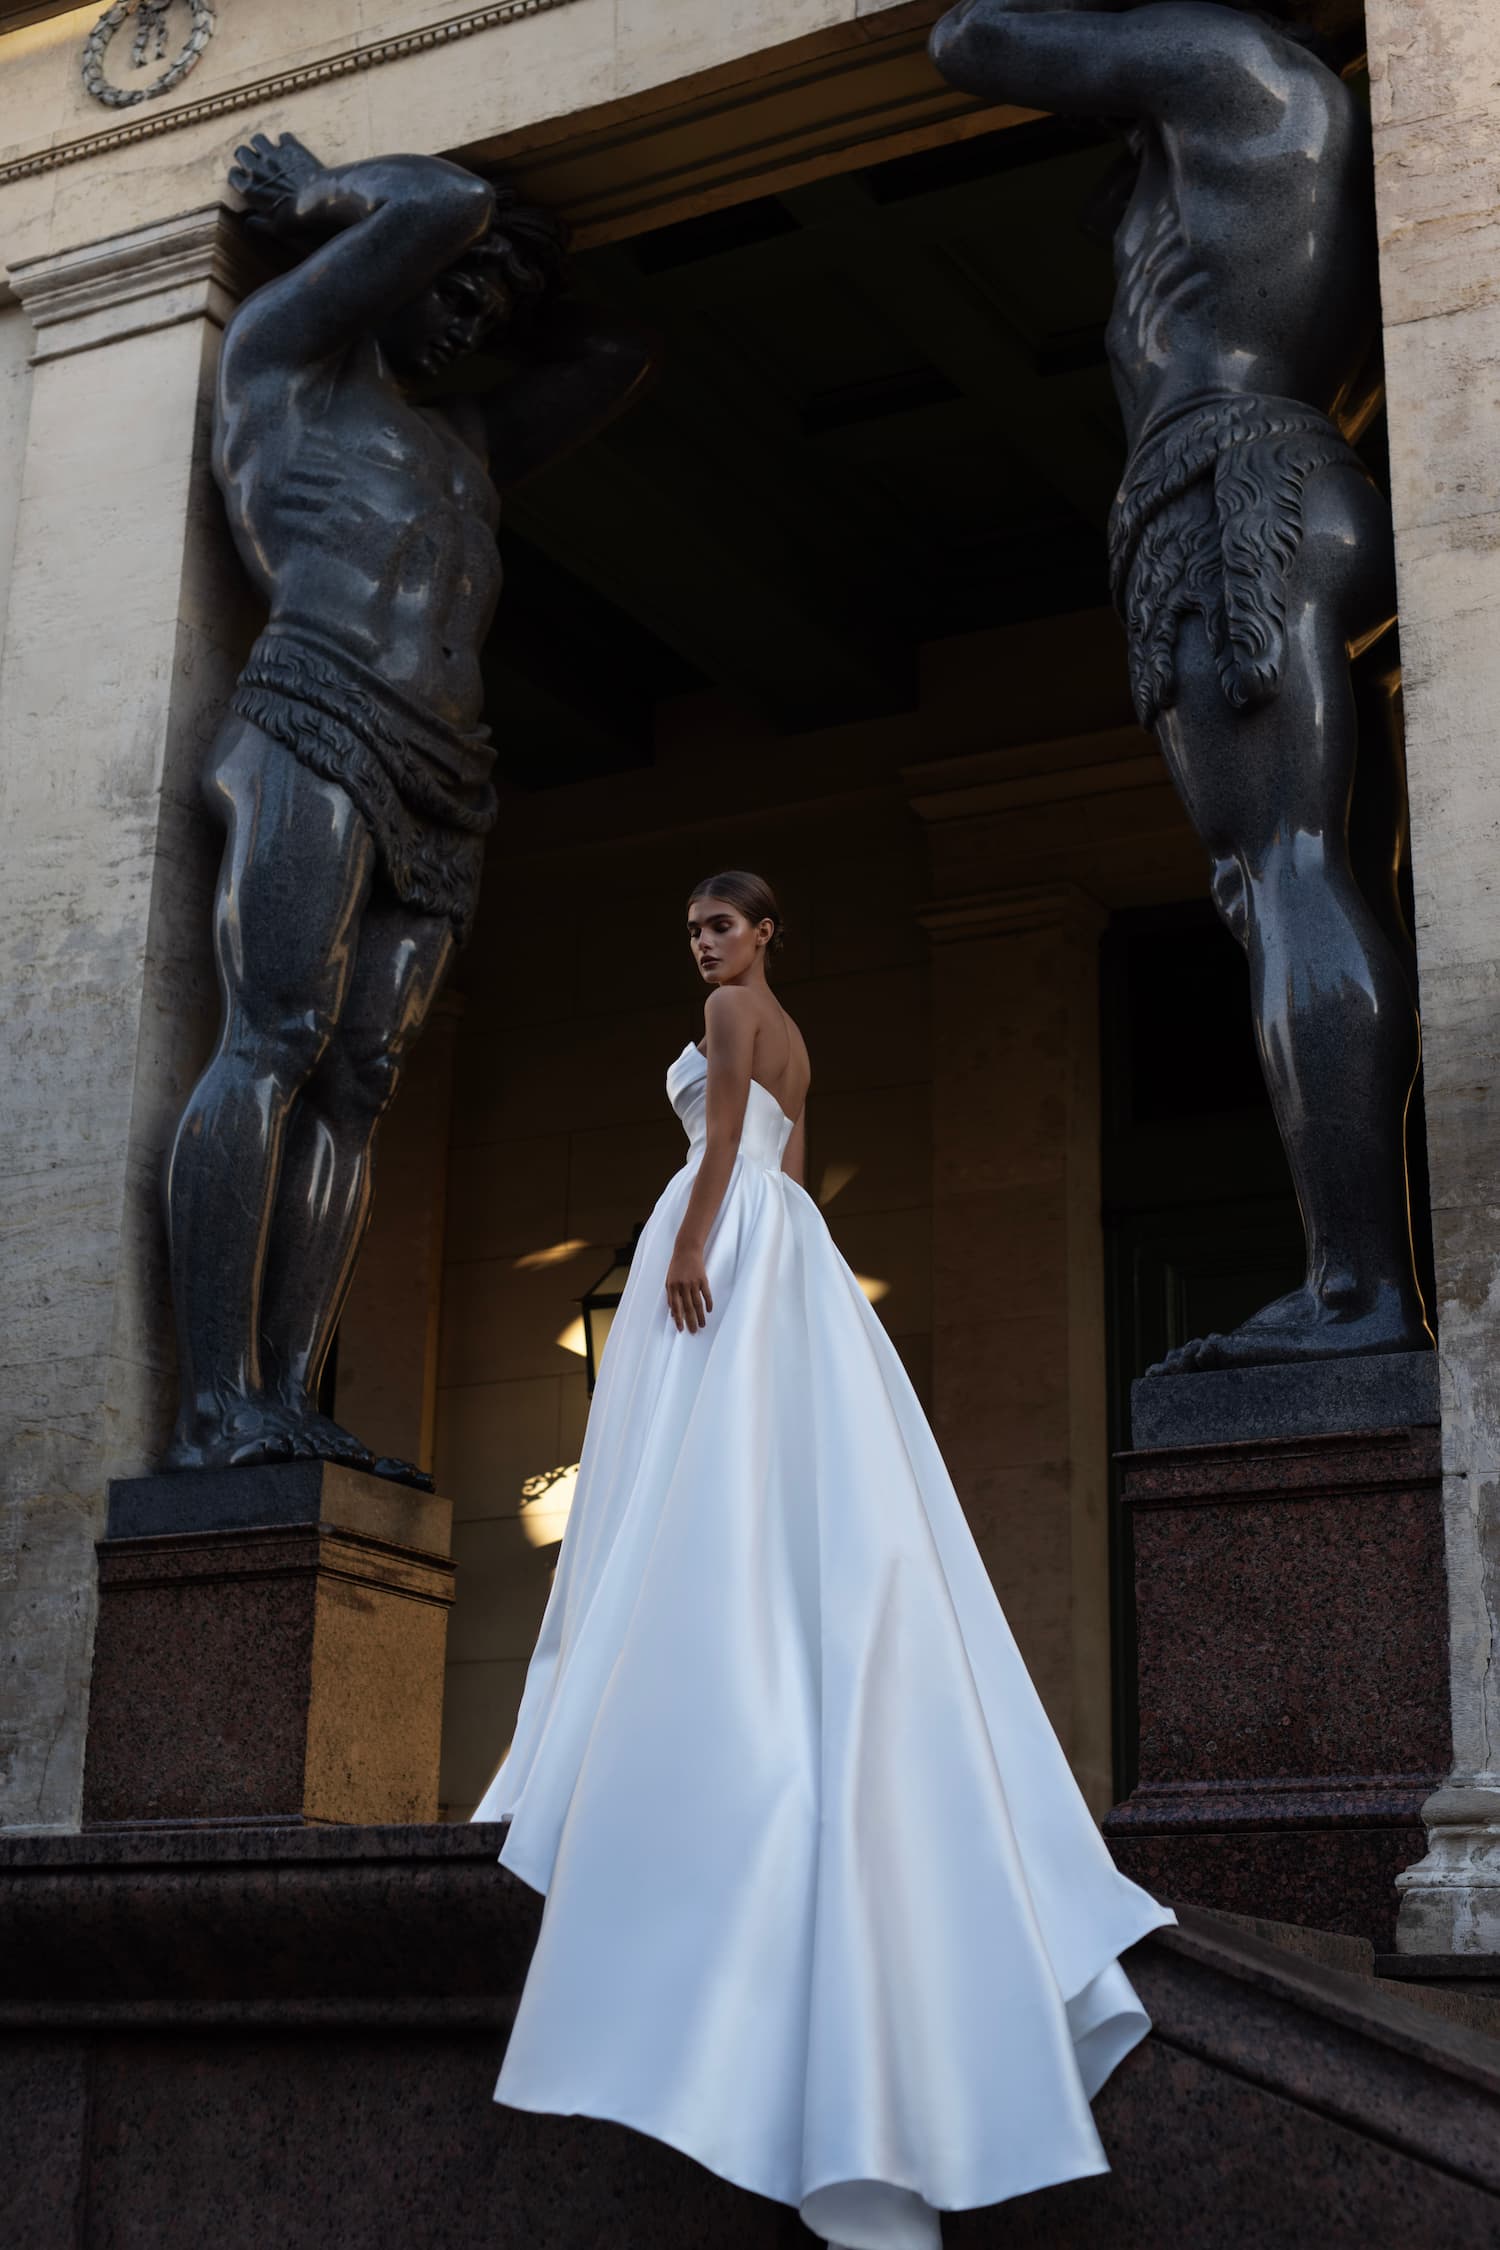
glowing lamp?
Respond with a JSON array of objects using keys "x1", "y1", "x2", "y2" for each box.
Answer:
[{"x1": 580, "y1": 1225, "x2": 643, "y2": 1394}]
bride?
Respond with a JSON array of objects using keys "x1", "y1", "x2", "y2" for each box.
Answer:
[{"x1": 473, "y1": 870, "x2": 1173, "y2": 2250}]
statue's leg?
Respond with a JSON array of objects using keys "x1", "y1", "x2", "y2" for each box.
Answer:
[
  {"x1": 1148, "y1": 466, "x2": 1430, "y2": 1374},
  {"x1": 256, "y1": 888, "x2": 457, "y2": 1481},
  {"x1": 162, "y1": 720, "x2": 376, "y2": 1467}
]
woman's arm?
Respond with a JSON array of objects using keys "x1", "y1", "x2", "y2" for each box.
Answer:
[{"x1": 665, "y1": 988, "x2": 757, "y2": 1333}]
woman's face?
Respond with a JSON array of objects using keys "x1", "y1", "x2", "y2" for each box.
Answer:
[{"x1": 687, "y1": 896, "x2": 770, "y2": 985}]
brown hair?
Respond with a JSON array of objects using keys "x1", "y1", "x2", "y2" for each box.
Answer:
[{"x1": 687, "y1": 870, "x2": 786, "y2": 954}]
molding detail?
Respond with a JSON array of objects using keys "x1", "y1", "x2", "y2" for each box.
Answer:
[
  {"x1": 82, "y1": 1, "x2": 217, "y2": 111},
  {"x1": 1395, "y1": 1782, "x2": 1500, "y2": 1954},
  {"x1": 9, "y1": 203, "x2": 264, "y2": 361},
  {"x1": 0, "y1": 0, "x2": 582, "y2": 186},
  {"x1": 917, "y1": 883, "x2": 1107, "y2": 946},
  {"x1": 902, "y1": 728, "x2": 1159, "y2": 826}
]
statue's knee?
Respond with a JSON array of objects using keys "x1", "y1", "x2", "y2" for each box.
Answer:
[
  {"x1": 228, "y1": 1000, "x2": 336, "y2": 1088},
  {"x1": 1209, "y1": 856, "x2": 1249, "y2": 946},
  {"x1": 324, "y1": 1034, "x2": 401, "y2": 1121}
]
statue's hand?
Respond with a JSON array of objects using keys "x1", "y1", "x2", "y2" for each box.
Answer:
[{"x1": 229, "y1": 131, "x2": 329, "y2": 240}]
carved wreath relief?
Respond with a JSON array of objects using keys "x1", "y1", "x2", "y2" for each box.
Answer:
[{"x1": 82, "y1": 0, "x2": 216, "y2": 109}]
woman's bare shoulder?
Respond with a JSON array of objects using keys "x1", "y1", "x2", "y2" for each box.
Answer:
[{"x1": 703, "y1": 984, "x2": 759, "y2": 1030}]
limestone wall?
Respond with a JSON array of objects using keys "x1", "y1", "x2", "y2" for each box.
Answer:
[
  {"x1": 0, "y1": 1, "x2": 955, "y2": 273},
  {"x1": 0, "y1": 303, "x2": 33, "y2": 665},
  {"x1": 1366, "y1": 1, "x2": 1500, "y2": 1947},
  {"x1": 0, "y1": 217, "x2": 262, "y2": 1830}
]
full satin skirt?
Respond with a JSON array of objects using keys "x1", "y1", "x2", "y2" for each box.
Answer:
[{"x1": 476, "y1": 1105, "x2": 1172, "y2": 2250}]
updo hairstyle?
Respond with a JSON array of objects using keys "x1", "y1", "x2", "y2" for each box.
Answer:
[{"x1": 687, "y1": 870, "x2": 786, "y2": 956}]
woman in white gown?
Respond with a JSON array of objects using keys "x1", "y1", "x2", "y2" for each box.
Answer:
[{"x1": 473, "y1": 870, "x2": 1173, "y2": 2250}]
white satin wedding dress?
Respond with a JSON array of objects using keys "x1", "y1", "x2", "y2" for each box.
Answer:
[{"x1": 474, "y1": 1040, "x2": 1173, "y2": 2249}]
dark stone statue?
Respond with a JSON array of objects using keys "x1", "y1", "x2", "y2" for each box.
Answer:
[
  {"x1": 164, "y1": 136, "x2": 654, "y2": 1479},
  {"x1": 931, "y1": 0, "x2": 1434, "y2": 1375}
]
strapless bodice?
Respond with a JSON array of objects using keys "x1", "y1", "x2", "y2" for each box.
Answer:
[{"x1": 666, "y1": 1042, "x2": 794, "y2": 1174}]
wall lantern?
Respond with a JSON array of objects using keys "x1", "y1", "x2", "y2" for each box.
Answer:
[{"x1": 580, "y1": 1225, "x2": 644, "y2": 1394}]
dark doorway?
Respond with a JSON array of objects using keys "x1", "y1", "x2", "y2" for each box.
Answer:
[{"x1": 467, "y1": 116, "x2": 1127, "y2": 788}]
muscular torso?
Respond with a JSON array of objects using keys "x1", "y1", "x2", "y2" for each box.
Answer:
[
  {"x1": 215, "y1": 334, "x2": 501, "y2": 729},
  {"x1": 1105, "y1": 24, "x2": 1378, "y2": 445}
]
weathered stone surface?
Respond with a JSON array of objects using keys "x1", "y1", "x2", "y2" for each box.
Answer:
[
  {"x1": 0, "y1": 0, "x2": 1014, "y2": 281},
  {"x1": 1366, "y1": 0, "x2": 1500, "y2": 1954},
  {"x1": 0, "y1": 210, "x2": 262, "y2": 1833}
]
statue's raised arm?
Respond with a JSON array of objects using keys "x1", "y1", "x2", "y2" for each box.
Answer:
[
  {"x1": 929, "y1": 0, "x2": 1272, "y2": 122},
  {"x1": 224, "y1": 134, "x2": 496, "y2": 371}
]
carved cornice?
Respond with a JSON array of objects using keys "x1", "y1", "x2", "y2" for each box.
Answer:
[
  {"x1": 0, "y1": 4, "x2": 83, "y2": 29},
  {"x1": 10, "y1": 202, "x2": 263, "y2": 361},
  {"x1": 917, "y1": 883, "x2": 1108, "y2": 946},
  {"x1": 904, "y1": 731, "x2": 1162, "y2": 828},
  {"x1": 0, "y1": 0, "x2": 584, "y2": 188}
]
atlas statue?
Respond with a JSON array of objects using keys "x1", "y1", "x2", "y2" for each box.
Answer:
[
  {"x1": 163, "y1": 136, "x2": 655, "y2": 1480},
  {"x1": 931, "y1": 0, "x2": 1433, "y2": 1375}
]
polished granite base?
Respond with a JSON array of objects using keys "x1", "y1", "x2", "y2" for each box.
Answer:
[
  {"x1": 1, "y1": 1828, "x2": 1497, "y2": 2249},
  {"x1": 82, "y1": 1466, "x2": 454, "y2": 1829},
  {"x1": 1106, "y1": 1425, "x2": 1448, "y2": 1949},
  {"x1": 1129, "y1": 1349, "x2": 1439, "y2": 1449}
]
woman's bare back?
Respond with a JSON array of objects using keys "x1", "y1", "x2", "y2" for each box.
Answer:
[{"x1": 697, "y1": 993, "x2": 810, "y2": 1122}]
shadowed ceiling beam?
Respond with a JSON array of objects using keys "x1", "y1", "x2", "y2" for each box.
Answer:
[
  {"x1": 506, "y1": 405, "x2": 913, "y2": 732},
  {"x1": 790, "y1": 173, "x2": 1124, "y2": 528}
]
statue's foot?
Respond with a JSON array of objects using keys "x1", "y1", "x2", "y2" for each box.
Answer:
[
  {"x1": 270, "y1": 1393, "x2": 434, "y2": 1490},
  {"x1": 164, "y1": 1399, "x2": 378, "y2": 1474},
  {"x1": 1145, "y1": 1284, "x2": 1431, "y2": 1378},
  {"x1": 371, "y1": 1453, "x2": 436, "y2": 1495}
]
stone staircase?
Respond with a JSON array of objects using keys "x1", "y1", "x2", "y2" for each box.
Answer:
[
  {"x1": 2, "y1": 1825, "x2": 1498, "y2": 2248},
  {"x1": 1214, "y1": 1906, "x2": 1500, "y2": 2040},
  {"x1": 1015, "y1": 1903, "x2": 1500, "y2": 2248}
]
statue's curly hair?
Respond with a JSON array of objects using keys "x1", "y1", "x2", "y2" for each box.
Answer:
[{"x1": 459, "y1": 180, "x2": 570, "y2": 309}]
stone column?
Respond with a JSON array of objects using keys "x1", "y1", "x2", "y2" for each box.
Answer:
[
  {"x1": 0, "y1": 207, "x2": 261, "y2": 1832},
  {"x1": 919, "y1": 884, "x2": 1112, "y2": 1814},
  {"x1": 1363, "y1": 4, "x2": 1500, "y2": 1952}
]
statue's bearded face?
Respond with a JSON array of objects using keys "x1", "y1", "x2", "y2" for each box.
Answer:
[{"x1": 383, "y1": 259, "x2": 512, "y2": 379}]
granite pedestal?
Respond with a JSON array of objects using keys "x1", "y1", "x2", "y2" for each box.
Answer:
[
  {"x1": 82, "y1": 1464, "x2": 454, "y2": 1829},
  {"x1": 1129, "y1": 1350, "x2": 1439, "y2": 1450},
  {"x1": 1106, "y1": 1389, "x2": 1447, "y2": 1951}
]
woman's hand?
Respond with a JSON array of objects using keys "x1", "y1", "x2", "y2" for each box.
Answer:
[{"x1": 665, "y1": 1239, "x2": 713, "y2": 1334}]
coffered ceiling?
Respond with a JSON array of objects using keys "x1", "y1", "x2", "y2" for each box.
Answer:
[{"x1": 484, "y1": 116, "x2": 1127, "y2": 787}]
